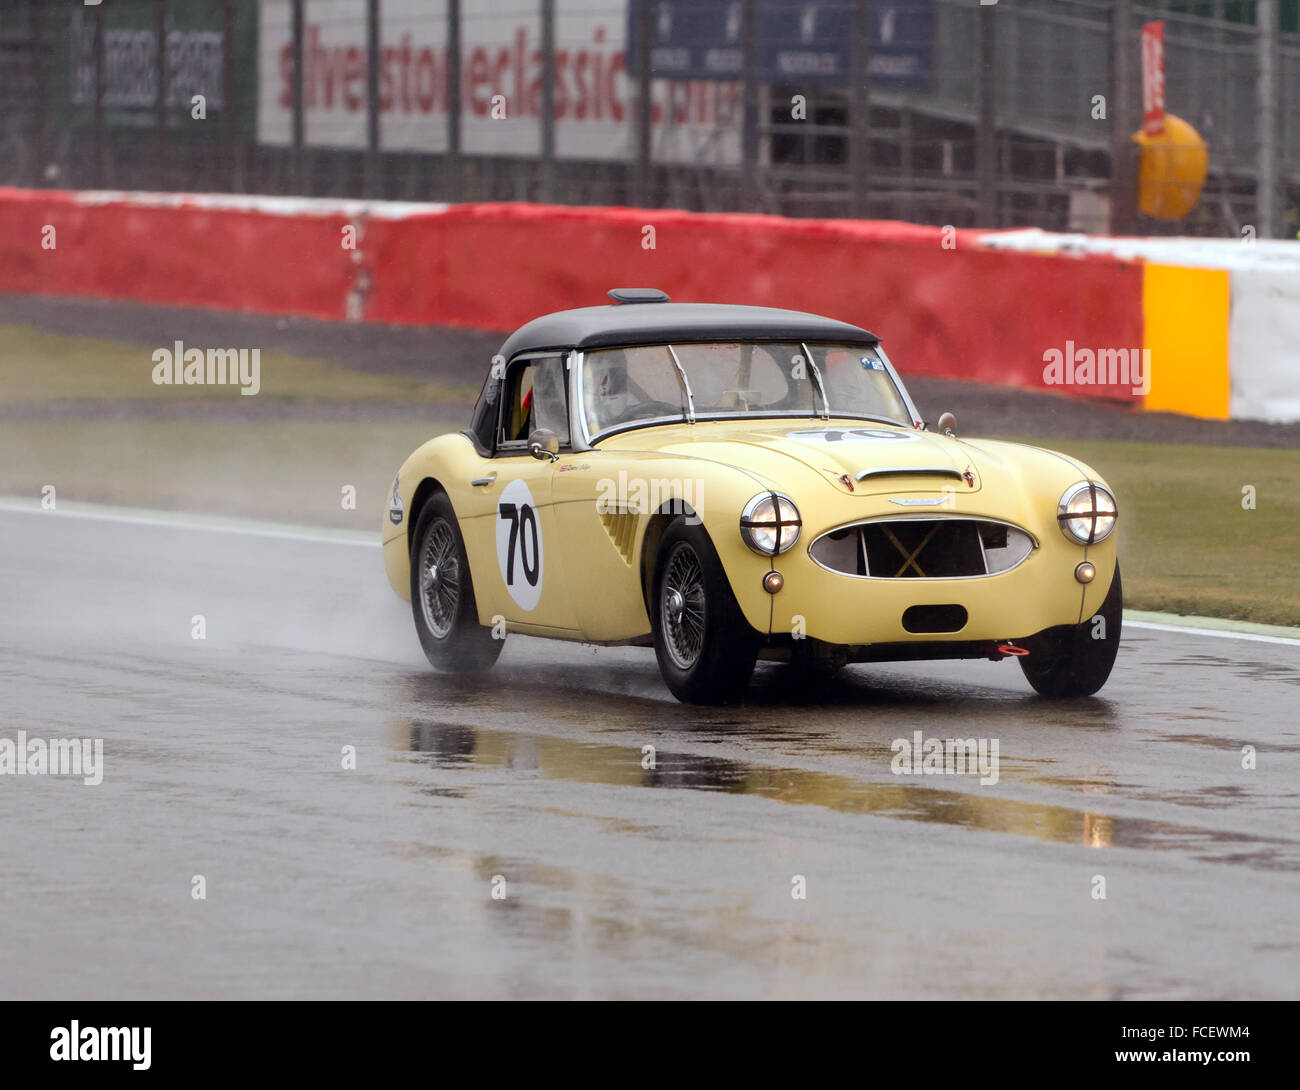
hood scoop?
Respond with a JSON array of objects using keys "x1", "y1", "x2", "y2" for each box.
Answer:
[{"x1": 855, "y1": 466, "x2": 966, "y2": 483}]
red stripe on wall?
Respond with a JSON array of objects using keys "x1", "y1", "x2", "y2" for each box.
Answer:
[{"x1": 0, "y1": 189, "x2": 1146, "y2": 401}]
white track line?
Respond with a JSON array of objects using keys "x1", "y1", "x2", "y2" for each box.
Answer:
[
  {"x1": 1123, "y1": 620, "x2": 1300, "y2": 647},
  {"x1": 0, "y1": 498, "x2": 378, "y2": 548},
  {"x1": 3, "y1": 498, "x2": 1298, "y2": 647}
]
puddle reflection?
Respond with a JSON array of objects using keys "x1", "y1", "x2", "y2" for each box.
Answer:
[{"x1": 394, "y1": 719, "x2": 1300, "y2": 868}]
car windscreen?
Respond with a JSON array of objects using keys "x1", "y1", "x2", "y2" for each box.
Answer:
[{"x1": 580, "y1": 342, "x2": 912, "y2": 439}]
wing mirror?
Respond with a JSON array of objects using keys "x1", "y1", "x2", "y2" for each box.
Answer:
[
  {"x1": 936, "y1": 411, "x2": 958, "y2": 438},
  {"x1": 528, "y1": 428, "x2": 560, "y2": 461}
]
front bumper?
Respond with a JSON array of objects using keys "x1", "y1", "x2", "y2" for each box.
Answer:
[{"x1": 729, "y1": 522, "x2": 1117, "y2": 647}]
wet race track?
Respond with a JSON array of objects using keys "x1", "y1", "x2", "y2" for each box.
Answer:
[{"x1": 2, "y1": 503, "x2": 1299, "y2": 1000}]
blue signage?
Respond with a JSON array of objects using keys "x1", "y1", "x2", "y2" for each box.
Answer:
[
  {"x1": 627, "y1": 0, "x2": 932, "y2": 91},
  {"x1": 629, "y1": 1, "x2": 742, "y2": 80},
  {"x1": 866, "y1": 0, "x2": 933, "y2": 90}
]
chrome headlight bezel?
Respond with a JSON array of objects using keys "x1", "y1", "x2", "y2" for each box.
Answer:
[
  {"x1": 1057, "y1": 481, "x2": 1117, "y2": 545},
  {"x1": 740, "y1": 492, "x2": 802, "y2": 556}
]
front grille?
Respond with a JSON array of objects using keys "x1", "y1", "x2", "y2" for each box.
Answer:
[{"x1": 809, "y1": 518, "x2": 1035, "y2": 579}]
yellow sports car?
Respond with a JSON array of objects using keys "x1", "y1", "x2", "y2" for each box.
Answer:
[{"x1": 383, "y1": 290, "x2": 1121, "y2": 704}]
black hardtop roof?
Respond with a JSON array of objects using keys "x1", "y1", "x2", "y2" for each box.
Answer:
[{"x1": 497, "y1": 302, "x2": 880, "y2": 361}]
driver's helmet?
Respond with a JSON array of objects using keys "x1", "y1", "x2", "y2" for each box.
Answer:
[{"x1": 586, "y1": 350, "x2": 630, "y2": 430}]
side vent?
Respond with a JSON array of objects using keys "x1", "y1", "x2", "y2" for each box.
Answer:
[{"x1": 598, "y1": 506, "x2": 639, "y2": 564}]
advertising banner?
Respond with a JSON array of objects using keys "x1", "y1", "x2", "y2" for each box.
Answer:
[{"x1": 257, "y1": 0, "x2": 742, "y2": 164}]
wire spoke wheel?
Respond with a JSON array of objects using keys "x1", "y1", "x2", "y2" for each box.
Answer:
[
  {"x1": 409, "y1": 493, "x2": 503, "y2": 675},
  {"x1": 661, "y1": 542, "x2": 706, "y2": 670},
  {"x1": 651, "y1": 518, "x2": 758, "y2": 704},
  {"x1": 419, "y1": 518, "x2": 461, "y2": 639}
]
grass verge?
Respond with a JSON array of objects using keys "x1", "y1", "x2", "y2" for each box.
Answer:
[
  {"x1": 1002, "y1": 437, "x2": 1300, "y2": 628},
  {"x1": 0, "y1": 322, "x2": 479, "y2": 403}
]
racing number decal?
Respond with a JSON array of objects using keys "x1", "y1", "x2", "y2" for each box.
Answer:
[
  {"x1": 498, "y1": 503, "x2": 540, "y2": 587},
  {"x1": 495, "y1": 479, "x2": 544, "y2": 611},
  {"x1": 786, "y1": 428, "x2": 916, "y2": 443}
]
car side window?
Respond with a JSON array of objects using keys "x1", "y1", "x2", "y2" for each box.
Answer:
[
  {"x1": 498, "y1": 356, "x2": 569, "y2": 450},
  {"x1": 531, "y1": 356, "x2": 570, "y2": 445}
]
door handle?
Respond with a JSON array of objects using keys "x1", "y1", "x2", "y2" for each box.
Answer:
[{"x1": 470, "y1": 474, "x2": 497, "y2": 487}]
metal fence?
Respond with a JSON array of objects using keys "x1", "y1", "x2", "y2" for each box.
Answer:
[{"x1": 0, "y1": 0, "x2": 1295, "y2": 236}]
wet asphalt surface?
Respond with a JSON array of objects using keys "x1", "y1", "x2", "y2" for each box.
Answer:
[{"x1": 2, "y1": 505, "x2": 1298, "y2": 1000}]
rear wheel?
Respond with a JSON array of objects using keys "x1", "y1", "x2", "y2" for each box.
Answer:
[
  {"x1": 410, "y1": 492, "x2": 504, "y2": 674},
  {"x1": 651, "y1": 519, "x2": 759, "y2": 704},
  {"x1": 1019, "y1": 564, "x2": 1122, "y2": 697}
]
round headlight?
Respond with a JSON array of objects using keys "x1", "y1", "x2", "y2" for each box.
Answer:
[
  {"x1": 740, "y1": 492, "x2": 801, "y2": 556},
  {"x1": 1057, "y1": 482, "x2": 1117, "y2": 545}
]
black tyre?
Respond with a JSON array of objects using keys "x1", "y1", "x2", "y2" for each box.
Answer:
[
  {"x1": 1019, "y1": 564, "x2": 1122, "y2": 697},
  {"x1": 410, "y1": 492, "x2": 504, "y2": 674},
  {"x1": 650, "y1": 518, "x2": 760, "y2": 704}
]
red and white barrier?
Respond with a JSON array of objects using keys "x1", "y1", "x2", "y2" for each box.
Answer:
[{"x1": 0, "y1": 187, "x2": 1197, "y2": 411}]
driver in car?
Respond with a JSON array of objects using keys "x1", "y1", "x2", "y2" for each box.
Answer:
[{"x1": 585, "y1": 348, "x2": 688, "y2": 434}]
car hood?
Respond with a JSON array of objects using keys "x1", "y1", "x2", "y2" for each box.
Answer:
[{"x1": 603, "y1": 419, "x2": 988, "y2": 496}]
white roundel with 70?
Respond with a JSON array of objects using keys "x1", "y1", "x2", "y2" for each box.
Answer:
[{"x1": 494, "y1": 478, "x2": 544, "y2": 611}]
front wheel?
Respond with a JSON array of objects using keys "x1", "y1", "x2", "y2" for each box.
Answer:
[
  {"x1": 410, "y1": 492, "x2": 504, "y2": 674},
  {"x1": 1019, "y1": 564, "x2": 1122, "y2": 697},
  {"x1": 651, "y1": 519, "x2": 759, "y2": 704}
]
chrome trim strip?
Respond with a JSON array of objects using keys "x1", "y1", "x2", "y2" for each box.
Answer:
[
  {"x1": 567, "y1": 349, "x2": 592, "y2": 452},
  {"x1": 871, "y1": 344, "x2": 924, "y2": 429},
  {"x1": 799, "y1": 341, "x2": 831, "y2": 420},
  {"x1": 584, "y1": 411, "x2": 914, "y2": 445},
  {"x1": 974, "y1": 524, "x2": 989, "y2": 571},
  {"x1": 665, "y1": 344, "x2": 696, "y2": 424}
]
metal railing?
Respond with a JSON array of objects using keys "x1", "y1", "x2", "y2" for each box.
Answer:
[{"x1": 0, "y1": 0, "x2": 1294, "y2": 236}]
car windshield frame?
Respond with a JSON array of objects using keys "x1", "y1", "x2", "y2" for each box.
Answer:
[{"x1": 572, "y1": 340, "x2": 921, "y2": 446}]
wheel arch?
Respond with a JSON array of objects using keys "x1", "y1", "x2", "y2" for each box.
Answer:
[
  {"x1": 639, "y1": 500, "x2": 700, "y2": 614},
  {"x1": 407, "y1": 476, "x2": 448, "y2": 556}
]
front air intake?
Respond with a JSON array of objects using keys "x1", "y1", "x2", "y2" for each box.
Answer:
[
  {"x1": 901, "y1": 605, "x2": 968, "y2": 633},
  {"x1": 809, "y1": 517, "x2": 1036, "y2": 579}
]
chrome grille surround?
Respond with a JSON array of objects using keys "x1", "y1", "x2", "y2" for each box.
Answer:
[{"x1": 808, "y1": 515, "x2": 1038, "y2": 580}]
